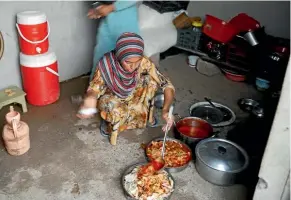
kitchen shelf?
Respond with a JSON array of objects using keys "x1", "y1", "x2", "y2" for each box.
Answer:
[{"x1": 174, "y1": 45, "x2": 251, "y2": 73}]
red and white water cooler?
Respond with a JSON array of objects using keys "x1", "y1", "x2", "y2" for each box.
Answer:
[
  {"x1": 16, "y1": 11, "x2": 49, "y2": 55},
  {"x1": 16, "y1": 11, "x2": 60, "y2": 106},
  {"x1": 20, "y1": 52, "x2": 60, "y2": 106}
]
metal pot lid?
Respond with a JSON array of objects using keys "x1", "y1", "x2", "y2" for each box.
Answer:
[{"x1": 195, "y1": 138, "x2": 249, "y2": 173}]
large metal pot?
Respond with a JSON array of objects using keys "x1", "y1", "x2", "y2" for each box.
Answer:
[
  {"x1": 195, "y1": 138, "x2": 249, "y2": 186},
  {"x1": 236, "y1": 27, "x2": 265, "y2": 47},
  {"x1": 189, "y1": 101, "x2": 236, "y2": 127},
  {"x1": 174, "y1": 115, "x2": 213, "y2": 148}
]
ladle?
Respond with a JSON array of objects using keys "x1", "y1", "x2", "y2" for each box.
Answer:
[{"x1": 138, "y1": 106, "x2": 174, "y2": 176}]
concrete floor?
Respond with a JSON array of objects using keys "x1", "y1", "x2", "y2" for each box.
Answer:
[{"x1": 0, "y1": 55, "x2": 261, "y2": 200}]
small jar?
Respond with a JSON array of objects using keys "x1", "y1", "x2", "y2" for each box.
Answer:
[
  {"x1": 192, "y1": 21, "x2": 203, "y2": 51},
  {"x1": 192, "y1": 21, "x2": 203, "y2": 32}
]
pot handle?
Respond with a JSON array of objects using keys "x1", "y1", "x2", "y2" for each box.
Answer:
[
  {"x1": 12, "y1": 119, "x2": 19, "y2": 138},
  {"x1": 173, "y1": 113, "x2": 182, "y2": 125},
  {"x1": 236, "y1": 35, "x2": 246, "y2": 41},
  {"x1": 173, "y1": 113, "x2": 182, "y2": 119}
]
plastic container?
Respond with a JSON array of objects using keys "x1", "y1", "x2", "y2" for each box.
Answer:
[
  {"x1": 143, "y1": 1, "x2": 189, "y2": 14},
  {"x1": 177, "y1": 28, "x2": 202, "y2": 51},
  {"x1": 188, "y1": 55, "x2": 199, "y2": 68},
  {"x1": 16, "y1": 11, "x2": 50, "y2": 55},
  {"x1": 2, "y1": 106, "x2": 30, "y2": 156},
  {"x1": 202, "y1": 15, "x2": 239, "y2": 44},
  {"x1": 192, "y1": 21, "x2": 203, "y2": 50},
  {"x1": 256, "y1": 77, "x2": 270, "y2": 91},
  {"x1": 20, "y1": 51, "x2": 60, "y2": 106},
  {"x1": 192, "y1": 21, "x2": 203, "y2": 32},
  {"x1": 229, "y1": 13, "x2": 261, "y2": 32}
]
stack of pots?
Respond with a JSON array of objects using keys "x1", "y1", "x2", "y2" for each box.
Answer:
[{"x1": 16, "y1": 11, "x2": 60, "y2": 106}]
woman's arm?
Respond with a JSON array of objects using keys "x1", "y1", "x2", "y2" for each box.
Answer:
[
  {"x1": 146, "y1": 57, "x2": 175, "y2": 122},
  {"x1": 88, "y1": 1, "x2": 138, "y2": 19},
  {"x1": 77, "y1": 68, "x2": 107, "y2": 118},
  {"x1": 87, "y1": 69, "x2": 107, "y2": 97},
  {"x1": 162, "y1": 87, "x2": 175, "y2": 114}
]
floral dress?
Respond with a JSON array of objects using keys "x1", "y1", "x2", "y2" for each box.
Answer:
[{"x1": 88, "y1": 57, "x2": 175, "y2": 135}]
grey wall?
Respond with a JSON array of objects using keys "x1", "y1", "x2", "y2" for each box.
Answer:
[
  {"x1": 187, "y1": 1, "x2": 290, "y2": 39},
  {"x1": 0, "y1": 2, "x2": 97, "y2": 90}
]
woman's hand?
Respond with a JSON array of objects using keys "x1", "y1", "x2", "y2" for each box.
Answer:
[
  {"x1": 87, "y1": 8, "x2": 100, "y2": 19},
  {"x1": 76, "y1": 96, "x2": 97, "y2": 119},
  {"x1": 161, "y1": 88, "x2": 175, "y2": 132},
  {"x1": 162, "y1": 109, "x2": 174, "y2": 132},
  {"x1": 87, "y1": 4, "x2": 114, "y2": 19},
  {"x1": 96, "y1": 4, "x2": 115, "y2": 17}
]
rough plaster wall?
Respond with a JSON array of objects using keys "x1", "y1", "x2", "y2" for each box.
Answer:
[
  {"x1": 0, "y1": 2, "x2": 97, "y2": 90},
  {"x1": 187, "y1": 1, "x2": 290, "y2": 39}
]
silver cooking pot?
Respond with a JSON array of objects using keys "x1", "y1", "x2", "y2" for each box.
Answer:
[
  {"x1": 195, "y1": 138, "x2": 249, "y2": 186},
  {"x1": 236, "y1": 27, "x2": 265, "y2": 47},
  {"x1": 237, "y1": 31, "x2": 259, "y2": 46}
]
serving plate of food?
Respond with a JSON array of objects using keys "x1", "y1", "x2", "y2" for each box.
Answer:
[
  {"x1": 122, "y1": 162, "x2": 175, "y2": 200},
  {"x1": 145, "y1": 137, "x2": 192, "y2": 173}
]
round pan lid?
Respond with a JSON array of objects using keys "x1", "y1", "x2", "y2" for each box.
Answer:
[{"x1": 195, "y1": 138, "x2": 249, "y2": 173}]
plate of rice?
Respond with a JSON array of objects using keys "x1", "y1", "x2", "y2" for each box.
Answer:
[{"x1": 121, "y1": 162, "x2": 175, "y2": 200}]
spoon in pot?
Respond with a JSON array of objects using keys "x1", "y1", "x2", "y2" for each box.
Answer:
[
  {"x1": 138, "y1": 106, "x2": 174, "y2": 177},
  {"x1": 161, "y1": 106, "x2": 174, "y2": 162},
  {"x1": 149, "y1": 106, "x2": 174, "y2": 172},
  {"x1": 204, "y1": 97, "x2": 224, "y2": 123},
  {"x1": 205, "y1": 97, "x2": 219, "y2": 110}
]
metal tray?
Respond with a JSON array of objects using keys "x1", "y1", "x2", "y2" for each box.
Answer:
[{"x1": 145, "y1": 137, "x2": 192, "y2": 173}]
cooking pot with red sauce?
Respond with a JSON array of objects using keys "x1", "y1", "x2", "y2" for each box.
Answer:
[{"x1": 174, "y1": 115, "x2": 213, "y2": 147}]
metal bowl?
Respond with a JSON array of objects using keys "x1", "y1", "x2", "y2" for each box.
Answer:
[
  {"x1": 154, "y1": 93, "x2": 165, "y2": 109},
  {"x1": 145, "y1": 137, "x2": 192, "y2": 173},
  {"x1": 252, "y1": 106, "x2": 264, "y2": 118},
  {"x1": 237, "y1": 98, "x2": 260, "y2": 112},
  {"x1": 121, "y1": 162, "x2": 175, "y2": 200},
  {"x1": 154, "y1": 93, "x2": 176, "y2": 109}
]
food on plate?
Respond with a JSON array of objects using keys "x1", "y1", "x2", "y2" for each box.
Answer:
[
  {"x1": 124, "y1": 165, "x2": 174, "y2": 200},
  {"x1": 137, "y1": 162, "x2": 156, "y2": 178},
  {"x1": 137, "y1": 158, "x2": 165, "y2": 178},
  {"x1": 146, "y1": 140, "x2": 191, "y2": 168}
]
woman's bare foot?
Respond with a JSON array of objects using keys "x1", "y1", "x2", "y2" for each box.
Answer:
[{"x1": 76, "y1": 96, "x2": 97, "y2": 119}]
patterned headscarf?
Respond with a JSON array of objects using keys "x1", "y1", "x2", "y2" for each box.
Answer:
[{"x1": 98, "y1": 32, "x2": 144, "y2": 99}]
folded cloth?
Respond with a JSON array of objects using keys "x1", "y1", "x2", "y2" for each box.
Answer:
[{"x1": 78, "y1": 108, "x2": 98, "y2": 116}]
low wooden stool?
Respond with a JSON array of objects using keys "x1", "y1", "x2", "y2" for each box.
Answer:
[{"x1": 0, "y1": 86, "x2": 27, "y2": 113}]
